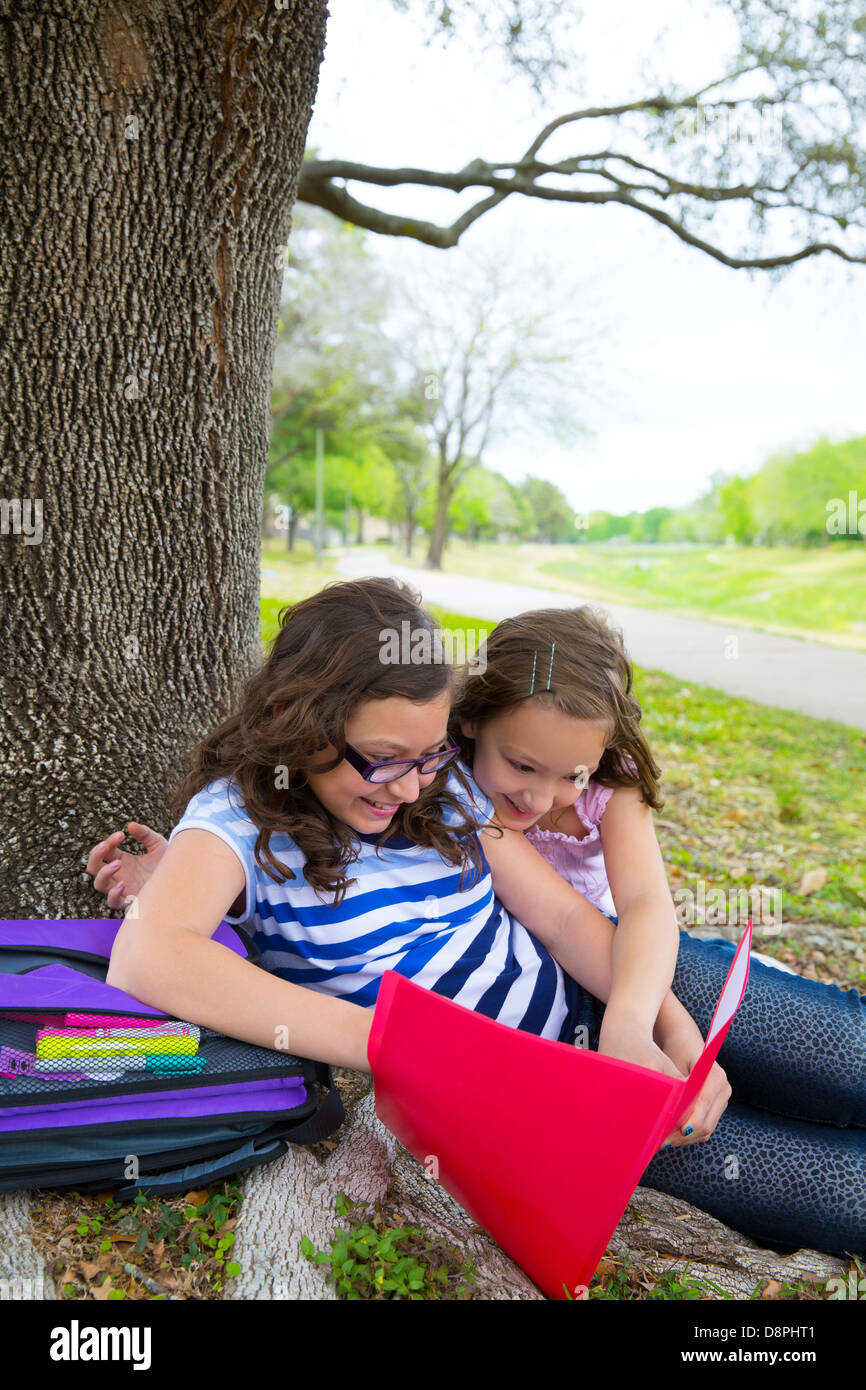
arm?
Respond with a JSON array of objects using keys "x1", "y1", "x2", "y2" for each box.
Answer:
[
  {"x1": 106, "y1": 828, "x2": 373, "y2": 1072},
  {"x1": 481, "y1": 812, "x2": 729, "y2": 1146},
  {"x1": 480, "y1": 821, "x2": 621, "y2": 1003},
  {"x1": 598, "y1": 784, "x2": 680, "y2": 1032}
]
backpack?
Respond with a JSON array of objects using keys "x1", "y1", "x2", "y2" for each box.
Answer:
[{"x1": 0, "y1": 918, "x2": 345, "y2": 1199}]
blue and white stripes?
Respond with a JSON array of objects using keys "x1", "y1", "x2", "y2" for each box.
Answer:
[{"x1": 168, "y1": 766, "x2": 572, "y2": 1040}]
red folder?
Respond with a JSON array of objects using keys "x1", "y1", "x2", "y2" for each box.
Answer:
[{"x1": 367, "y1": 919, "x2": 753, "y2": 1299}]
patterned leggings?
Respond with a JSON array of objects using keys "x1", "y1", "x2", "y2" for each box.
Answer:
[{"x1": 567, "y1": 929, "x2": 866, "y2": 1259}]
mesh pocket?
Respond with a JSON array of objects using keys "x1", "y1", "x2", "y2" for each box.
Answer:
[{"x1": 0, "y1": 1008, "x2": 303, "y2": 1102}]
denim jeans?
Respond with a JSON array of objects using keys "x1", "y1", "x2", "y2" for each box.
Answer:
[{"x1": 562, "y1": 926, "x2": 866, "y2": 1259}]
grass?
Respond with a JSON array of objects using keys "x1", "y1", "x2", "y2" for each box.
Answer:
[
  {"x1": 301, "y1": 1191, "x2": 478, "y2": 1300},
  {"x1": 380, "y1": 538, "x2": 866, "y2": 651},
  {"x1": 260, "y1": 539, "x2": 339, "y2": 647},
  {"x1": 29, "y1": 1181, "x2": 244, "y2": 1301}
]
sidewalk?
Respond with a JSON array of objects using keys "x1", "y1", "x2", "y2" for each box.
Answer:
[{"x1": 336, "y1": 552, "x2": 866, "y2": 732}]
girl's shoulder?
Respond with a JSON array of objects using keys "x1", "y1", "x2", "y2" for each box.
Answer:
[
  {"x1": 178, "y1": 775, "x2": 252, "y2": 827},
  {"x1": 171, "y1": 776, "x2": 301, "y2": 862},
  {"x1": 537, "y1": 753, "x2": 641, "y2": 838},
  {"x1": 581, "y1": 752, "x2": 642, "y2": 825}
]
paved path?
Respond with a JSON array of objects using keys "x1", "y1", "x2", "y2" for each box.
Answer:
[{"x1": 336, "y1": 552, "x2": 866, "y2": 731}]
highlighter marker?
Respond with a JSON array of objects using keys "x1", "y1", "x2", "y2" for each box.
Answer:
[
  {"x1": 33, "y1": 1055, "x2": 147, "y2": 1072},
  {"x1": 145, "y1": 1055, "x2": 207, "y2": 1074},
  {"x1": 63, "y1": 1013, "x2": 174, "y2": 1029},
  {"x1": 37, "y1": 1024, "x2": 199, "y2": 1042},
  {"x1": 35, "y1": 1035, "x2": 197, "y2": 1059}
]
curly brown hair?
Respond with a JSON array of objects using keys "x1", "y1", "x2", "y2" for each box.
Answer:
[
  {"x1": 172, "y1": 577, "x2": 484, "y2": 904},
  {"x1": 451, "y1": 604, "x2": 663, "y2": 814}
]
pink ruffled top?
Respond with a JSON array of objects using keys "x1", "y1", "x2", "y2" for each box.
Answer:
[{"x1": 525, "y1": 778, "x2": 617, "y2": 917}]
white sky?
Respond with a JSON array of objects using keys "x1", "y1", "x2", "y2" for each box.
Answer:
[{"x1": 305, "y1": 0, "x2": 866, "y2": 515}]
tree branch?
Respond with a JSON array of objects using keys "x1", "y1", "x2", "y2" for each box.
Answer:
[{"x1": 297, "y1": 77, "x2": 866, "y2": 265}]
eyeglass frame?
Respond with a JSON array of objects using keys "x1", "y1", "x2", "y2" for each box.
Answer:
[{"x1": 342, "y1": 740, "x2": 461, "y2": 784}]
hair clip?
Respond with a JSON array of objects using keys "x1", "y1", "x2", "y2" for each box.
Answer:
[
  {"x1": 546, "y1": 642, "x2": 555, "y2": 691},
  {"x1": 529, "y1": 650, "x2": 538, "y2": 695}
]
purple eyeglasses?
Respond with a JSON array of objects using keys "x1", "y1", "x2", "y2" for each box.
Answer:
[{"x1": 342, "y1": 741, "x2": 461, "y2": 784}]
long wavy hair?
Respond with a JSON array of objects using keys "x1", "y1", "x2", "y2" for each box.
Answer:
[
  {"x1": 452, "y1": 605, "x2": 663, "y2": 817},
  {"x1": 172, "y1": 577, "x2": 484, "y2": 903}
]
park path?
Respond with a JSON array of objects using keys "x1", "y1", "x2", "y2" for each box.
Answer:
[{"x1": 336, "y1": 552, "x2": 866, "y2": 732}]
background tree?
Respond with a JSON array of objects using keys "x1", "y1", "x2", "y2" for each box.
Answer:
[
  {"x1": 265, "y1": 201, "x2": 400, "y2": 546},
  {"x1": 518, "y1": 476, "x2": 578, "y2": 543},
  {"x1": 389, "y1": 238, "x2": 595, "y2": 568}
]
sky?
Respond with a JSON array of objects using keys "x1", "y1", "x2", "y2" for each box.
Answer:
[{"x1": 303, "y1": 0, "x2": 866, "y2": 516}]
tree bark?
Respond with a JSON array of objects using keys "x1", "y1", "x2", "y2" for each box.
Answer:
[
  {"x1": 0, "y1": 0, "x2": 328, "y2": 917},
  {"x1": 426, "y1": 481, "x2": 455, "y2": 570}
]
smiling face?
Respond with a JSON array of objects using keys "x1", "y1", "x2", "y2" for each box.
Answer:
[
  {"x1": 461, "y1": 700, "x2": 610, "y2": 831},
  {"x1": 307, "y1": 691, "x2": 454, "y2": 834}
]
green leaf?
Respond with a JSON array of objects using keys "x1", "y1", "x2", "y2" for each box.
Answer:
[
  {"x1": 300, "y1": 1235, "x2": 314, "y2": 1259},
  {"x1": 225, "y1": 1262, "x2": 241, "y2": 1277}
]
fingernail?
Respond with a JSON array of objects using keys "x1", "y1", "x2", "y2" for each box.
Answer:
[
  {"x1": 661, "y1": 1143, "x2": 671, "y2": 1151},
  {"x1": 682, "y1": 1125, "x2": 694, "y2": 1137}
]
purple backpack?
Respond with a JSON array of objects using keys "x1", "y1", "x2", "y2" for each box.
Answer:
[{"x1": 0, "y1": 918, "x2": 344, "y2": 1197}]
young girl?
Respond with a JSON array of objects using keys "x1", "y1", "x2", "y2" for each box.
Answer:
[
  {"x1": 90, "y1": 580, "x2": 865, "y2": 1261},
  {"x1": 452, "y1": 604, "x2": 866, "y2": 1260}
]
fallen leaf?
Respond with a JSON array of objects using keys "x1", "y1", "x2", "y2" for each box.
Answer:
[
  {"x1": 799, "y1": 867, "x2": 828, "y2": 895},
  {"x1": 183, "y1": 1189, "x2": 211, "y2": 1206},
  {"x1": 90, "y1": 1277, "x2": 117, "y2": 1301},
  {"x1": 760, "y1": 1279, "x2": 783, "y2": 1299}
]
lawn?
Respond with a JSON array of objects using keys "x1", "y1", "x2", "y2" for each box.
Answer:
[{"x1": 381, "y1": 539, "x2": 866, "y2": 651}]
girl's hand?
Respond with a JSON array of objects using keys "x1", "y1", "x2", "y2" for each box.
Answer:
[
  {"x1": 653, "y1": 1004, "x2": 733, "y2": 1151},
  {"x1": 597, "y1": 1009, "x2": 687, "y2": 1088},
  {"x1": 598, "y1": 1008, "x2": 731, "y2": 1152},
  {"x1": 86, "y1": 823, "x2": 168, "y2": 911}
]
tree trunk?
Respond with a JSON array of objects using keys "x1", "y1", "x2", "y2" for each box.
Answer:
[
  {"x1": 0, "y1": 0, "x2": 328, "y2": 917},
  {"x1": 425, "y1": 481, "x2": 454, "y2": 570}
]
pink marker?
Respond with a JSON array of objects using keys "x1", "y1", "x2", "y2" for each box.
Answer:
[{"x1": 63, "y1": 1013, "x2": 170, "y2": 1029}]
